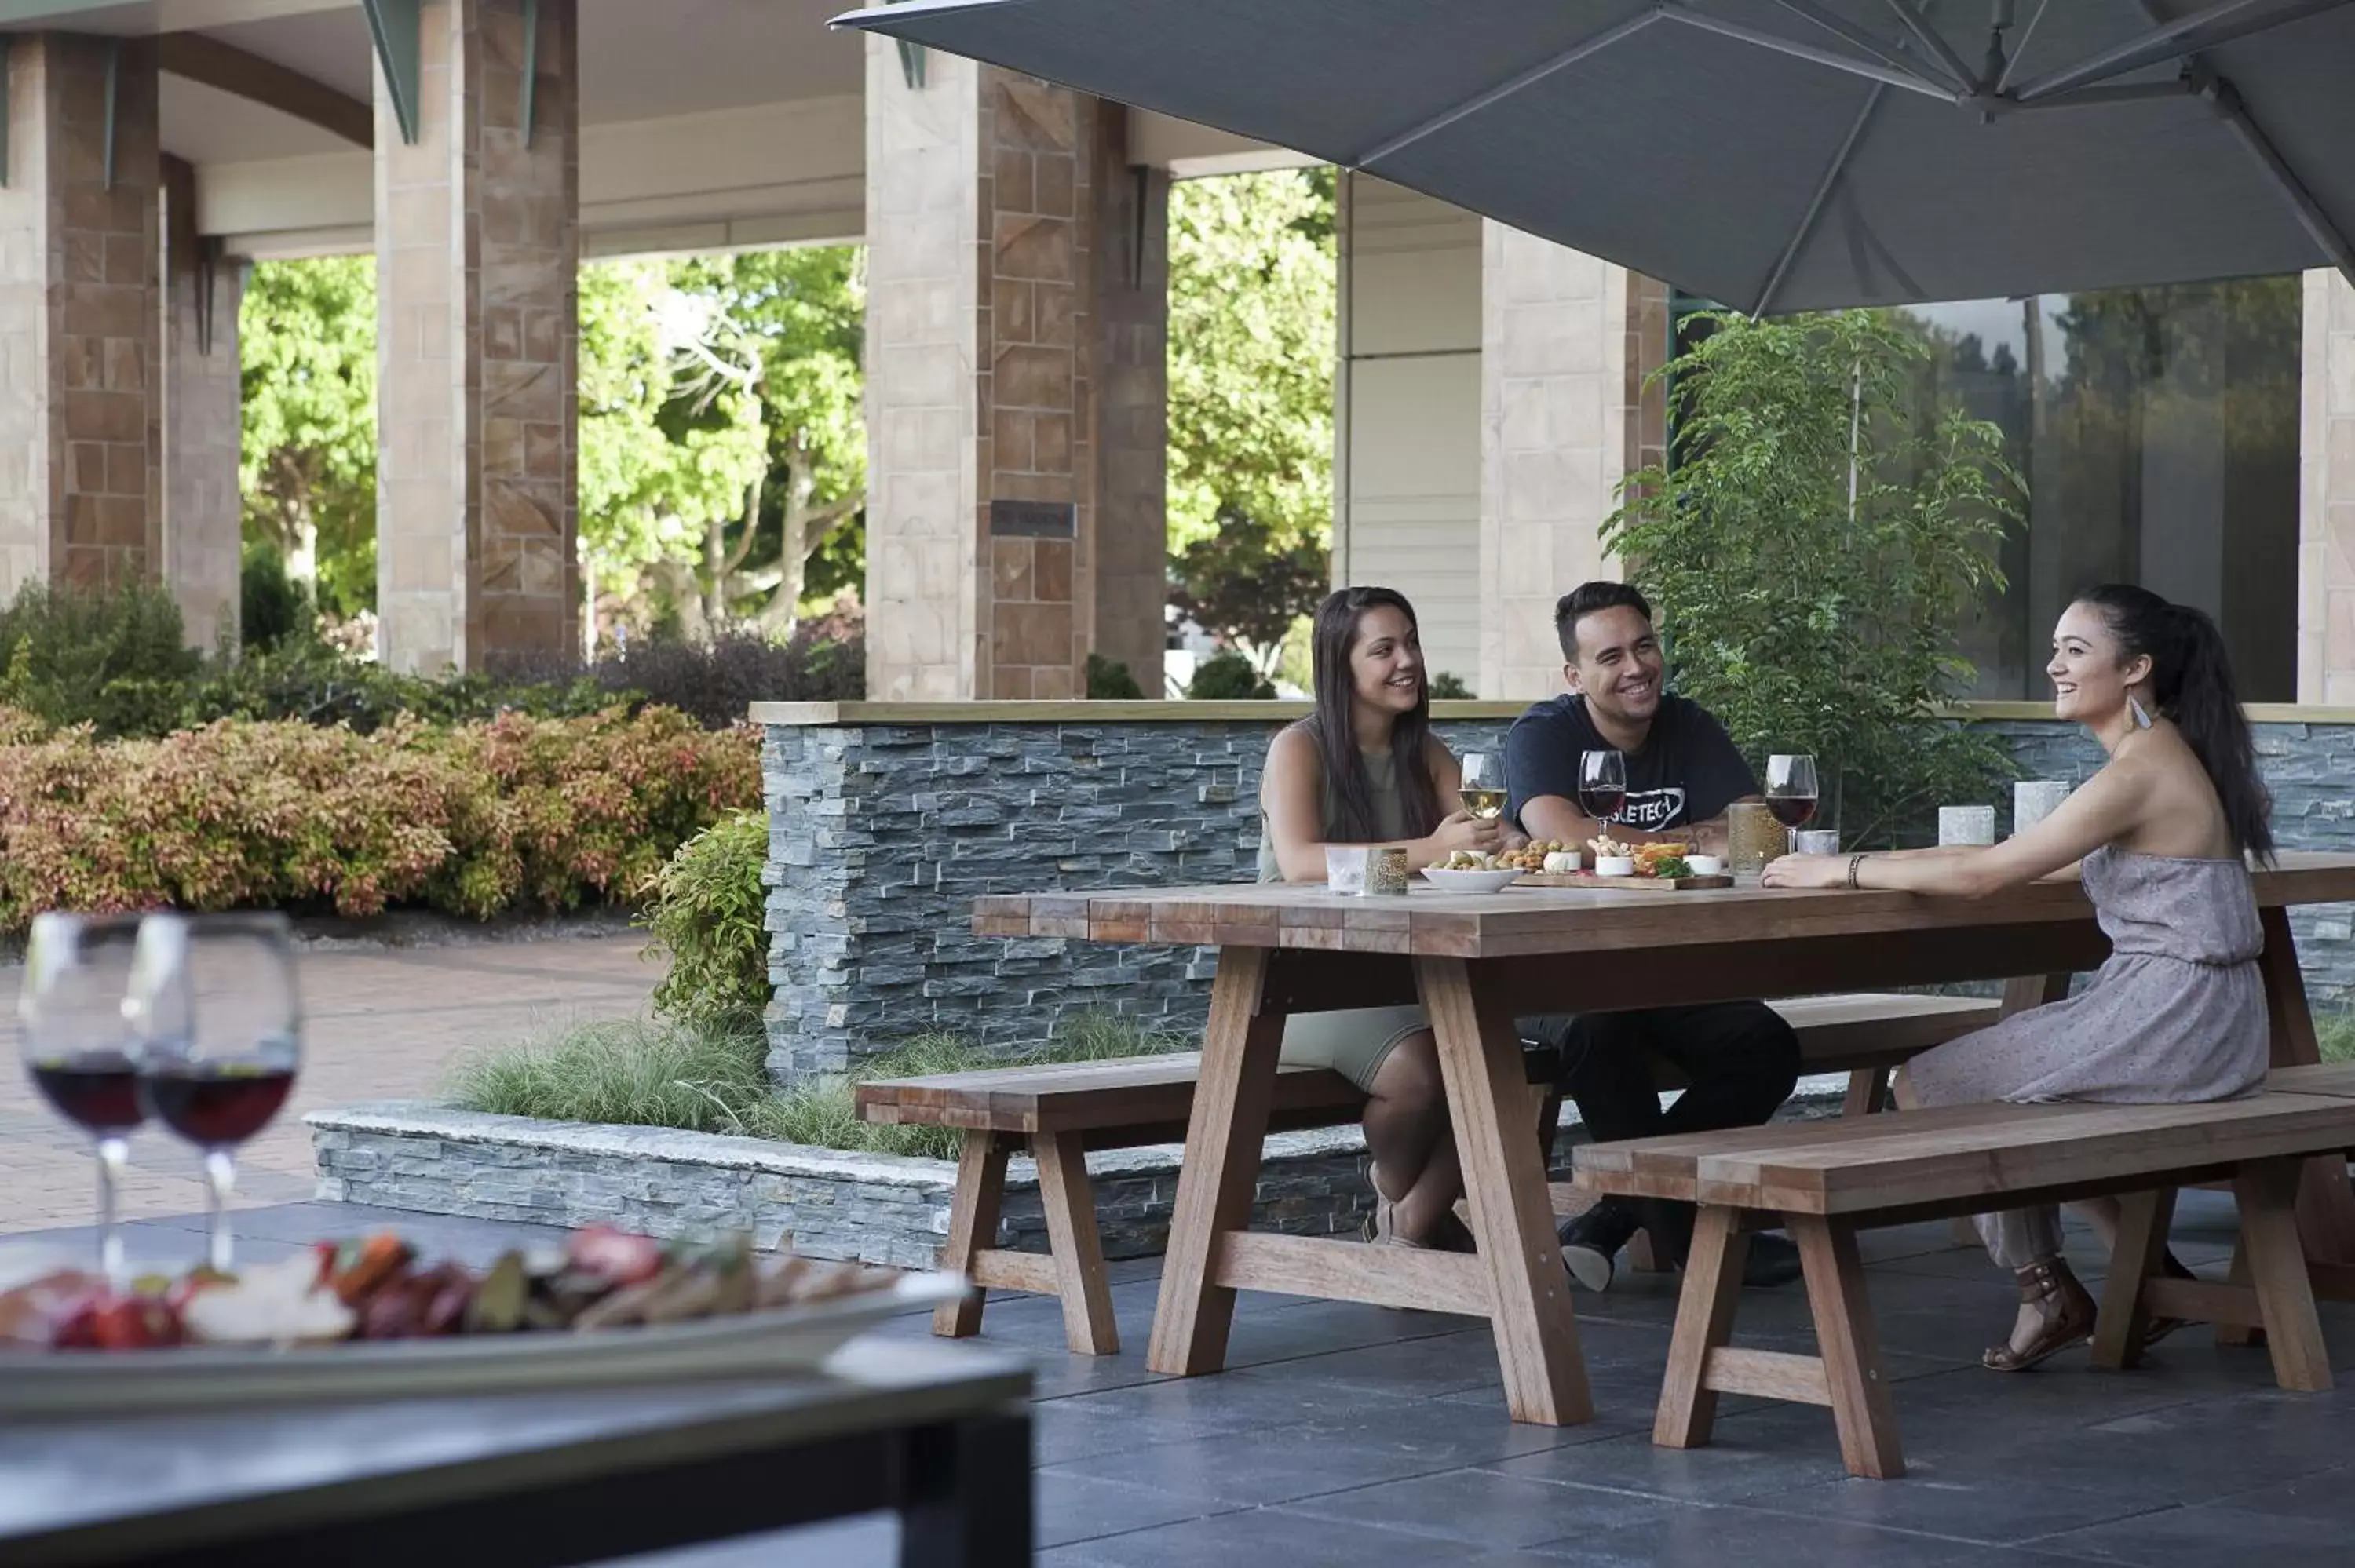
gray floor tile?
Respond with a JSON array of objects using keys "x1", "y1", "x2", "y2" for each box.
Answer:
[
  {"x1": 1039, "y1": 1420, "x2": 1466, "y2": 1509},
  {"x1": 1035, "y1": 1471, "x2": 1232, "y2": 1548},
  {"x1": 2025, "y1": 1502, "x2": 2355, "y2": 1567},
  {"x1": 1272, "y1": 1468, "x2": 1681, "y2": 1550},
  {"x1": 1532, "y1": 1501, "x2": 2046, "y2": 1567},
  {"x1": 2202, "y1": 1462, "x2": 2355, "y2": 1524},
  {"x1": 1482, "y1": 1426, "x2": 1857, "y2": 1504},
  {"x1": 1034, "y1": 1504, "x2": 1578, "y2": 1568},
  {"x1": 1739, "y1": 1470, "x2": 2168, "y2": 1545}
]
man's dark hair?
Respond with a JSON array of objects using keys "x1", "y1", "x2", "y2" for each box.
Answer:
[{"x1": 1554, "y1": 581, "x2": 1653, "y2": 660}]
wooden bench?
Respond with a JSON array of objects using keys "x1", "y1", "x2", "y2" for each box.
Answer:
[
  {"x1": 1568, "y1": 1088, "x2": 2355, "y2": 1479},
  {"x1": 857, "y1": 992, "x2": 2000, "y2": 1355}
]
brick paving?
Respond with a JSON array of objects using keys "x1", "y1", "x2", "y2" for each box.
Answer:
[{"x1": 0, "y1": 933, "x2": 660, "y2": 1234}]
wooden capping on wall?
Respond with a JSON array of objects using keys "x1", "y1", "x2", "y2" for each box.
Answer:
[{"x1": 749, "y1": 700, "x2": 2355, "y2": 727}]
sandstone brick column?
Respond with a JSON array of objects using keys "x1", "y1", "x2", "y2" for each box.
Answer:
[
  {"x1": 1477, "y1": 225, "x2": 1638, "y2": 700},
  {"x1": 863, "y1": 44, "x2": 1167, "y2": 700},
  {"x1": 2302, "y1": 268, "x2": 2355, "y2": 705},
  {"x1": 0, "y1": 35, "x2": 162, "y2": 600},
  {"x1": 374, "y1": 0, "x2": 579, "y2": 674},
  {"x1": 160, "y1": 159, "x2": 243, "y2": 651}
]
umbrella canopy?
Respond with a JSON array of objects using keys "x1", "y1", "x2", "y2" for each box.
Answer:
[{"x1": 834, "y1": 0, "x2": 2355, "y2": 313}]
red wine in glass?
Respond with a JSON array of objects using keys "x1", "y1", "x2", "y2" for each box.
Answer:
[
  {"x1": 1767, "y1": 795, "x2": 1818, "y2": 829},
  {"x1": 1579, "y1": 786, "x2": 1627, "y2": 822},
  {"x1": 141, "y1": 1063, "x2": 297, "y2": 1147},
  {"x1": 31, "y1": 1053, "x2": 147, "y2": 1137},
  {"x1": 1578, "y1": 750, "x2": 1627, "y2": 829}
]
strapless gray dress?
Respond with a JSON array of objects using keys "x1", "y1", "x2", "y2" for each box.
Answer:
[{"x1": 1909, "y1": 845, "x2": 2269, "y2": 1109}]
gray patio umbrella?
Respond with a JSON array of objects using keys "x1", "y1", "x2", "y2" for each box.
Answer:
[{"x1": 833, "y1": 0, "x2": 2355, "y2": 312}]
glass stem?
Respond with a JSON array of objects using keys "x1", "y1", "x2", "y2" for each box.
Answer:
[
  {"x1": 95, "y1": 1136, "x2": 129, "y2": 1289},
  {"x1": 203, "y1": 1149, "x2": 237, "y2": 1274}
]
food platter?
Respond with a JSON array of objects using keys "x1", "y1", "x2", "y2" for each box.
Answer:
[
  {"x1": 1512, "y1": 871, "x2": 1734, "y2": 892},
  {"x1": 0, "y1": 1270, "x2": 965, "y2": 1415}
]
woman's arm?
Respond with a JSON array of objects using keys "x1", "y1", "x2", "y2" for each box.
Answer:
[
  {"x1": 1764, "y1": 764, "x2": 2151, "y2": 897},
  {"x1": 1261, "y1": 728, "x2": 1494, "y2": 882}
]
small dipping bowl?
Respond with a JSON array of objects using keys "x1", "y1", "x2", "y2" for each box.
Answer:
[
  {"x1": 1593, "y1": 855, "x2": 1636, "y2": 877},
  {"x1": 1685, "y1": 855, "x2": 1725, "y2": 877}
]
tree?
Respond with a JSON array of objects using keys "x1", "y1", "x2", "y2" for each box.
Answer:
[
  {"x1": 1167, "y1": 169, "x2": 1335, "y2": 557},
  {"x1": 239, "y1": 258, "x2": 378, "y2": 617},
  {"x1": 1604, "y1": 310, "x2": 2024, "y2": 846},
  {"x1": 1166, "y1": 504, "x2": 1328, "y2": 675}
]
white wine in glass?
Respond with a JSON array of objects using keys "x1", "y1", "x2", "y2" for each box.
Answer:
[{"x1": 1459, "y1": 752, "x2": 1506, "y2": 820}]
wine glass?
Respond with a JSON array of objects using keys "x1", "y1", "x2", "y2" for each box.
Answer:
[
  {"x1": 130, "y1": 913, "x2": 303, "y2": 1274},
  {"x1": 1459, "y1": 752, "x2": 1507, "y2": 822},
  {"x1": 1765, "y1": 753, "x2": 1820, "y2": 856},
  {"x1": 1578, "y1": 750, "x2": 1627, "y2": 827},
  {"x1": 20, "y1": 914, "x2": 149, "y2": 1287}
]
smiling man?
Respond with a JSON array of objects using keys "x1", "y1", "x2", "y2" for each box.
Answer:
[{"x1": 1506, "y1": 582, "x2": 1804, "y2": 1293}]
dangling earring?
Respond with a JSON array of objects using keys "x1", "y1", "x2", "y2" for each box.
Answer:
[{"x1": 2128, "y1": 694, "x2": 2152, "y2": 731}]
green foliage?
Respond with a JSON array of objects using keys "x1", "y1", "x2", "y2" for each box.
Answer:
[
  {"x1": 1167, "y1": 170, "x2": 1335, "y2": 558},
  {"x1": 1605, "y1": 310, "x2": 2024, "y2": 846},
  {"x1": 1084, "y1": 652, "x2": 1146, "y2": 700},
  {"x1": 239, "y1": 543, "x2": 315, "y2": 652},
  {"x1": 447, "y1": 1012, "x2": 1184, "y2": 1159},
  {"x1": 0, "y1": 706, "x2": 760, "y2": 932},
  {"x1": 1428, "y1": 673, "x2": 1474, "y2": 700},
  {"x1": 641, "y1": 811, "x2": 771, "y2": 1030},
  {"x1": 1167, "y1": 504, "x2": 1330, "y2": 673},
  {"x1": 1186, "y1": 651, "x2": 1276, "y2": 701},
  {"x1": 2320, "y1": 1011, "x2": 2355, "y2": 1065},
  {"x1": 0, "y1": 579, "x2": 203, "y2": 739},
  {"x1": 240, "y1": 258, "x2": 378, "y2": 616},
  {"x1": 181, "y1": 639, "x2": 618, "y2": 735}
]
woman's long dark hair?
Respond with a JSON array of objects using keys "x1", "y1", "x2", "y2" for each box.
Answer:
[
  {"x1": 2078, "y1": 584, "x2": 2273, "y2": 862},
  {"x1": 1305, "y1": 587, "x2": 1442, "y2": 841}
]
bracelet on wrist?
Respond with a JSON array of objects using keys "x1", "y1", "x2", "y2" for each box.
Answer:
[{"x1": 1846, "y1": 853, "x2": 1869, "y2": 890}]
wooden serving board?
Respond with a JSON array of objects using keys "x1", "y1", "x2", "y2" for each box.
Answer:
[{"x1": 1513, "y1": 871, "x2": 1735, "y2": 892}]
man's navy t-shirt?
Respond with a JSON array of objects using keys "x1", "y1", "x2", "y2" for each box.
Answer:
[{"x1": 1504, "y1": 694, "x2": 1758, "y2": 836}]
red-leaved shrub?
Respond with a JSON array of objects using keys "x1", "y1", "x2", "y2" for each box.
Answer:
[{"x1": 0, "y1": 706, "x2": 760, "y2": 931}]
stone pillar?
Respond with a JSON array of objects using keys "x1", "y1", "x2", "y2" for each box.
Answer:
[
  {"x1": 374, "y1": 0, "x2": 579, "y2": 675},
  {"x1": 1477, "y1": 226, "x2": 1634, "y2": 700},
  {"x1": 2302, "y1": 268, "x2": 2355, "y2": 706},
  {"x1": 863, "y1": 46, "x2": 1167, "y2": 701},
  {"x1": 0, "y1": 35, "x2": 162, "y2": 600},
  {"x1": 159, "y1": 157, "x2": 243, "y2": 651}
]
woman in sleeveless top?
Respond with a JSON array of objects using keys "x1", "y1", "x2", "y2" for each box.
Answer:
[
  {"x1": 1259, "y1": 588, "x2": 1509, "y2": 1249},
  {"x1": 1766, "y1": 585, "x2": 2273, "y2": 1373}
]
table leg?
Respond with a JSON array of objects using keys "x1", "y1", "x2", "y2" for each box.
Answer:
[
  {"x1": 1417, "y1": 955, "x2": 1594, "y2": 1427},
  {"x1": 900, "y1": 1410, "x2": 1032, "y2": 1568},
  {"x1": 2258, "y1": 907, "x2": 2355, "y2": 1267},
  {"x1": 1146, "y1": 945, "x2": 1283, "y2": 1377}
]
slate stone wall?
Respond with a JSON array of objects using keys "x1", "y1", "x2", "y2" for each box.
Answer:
[{"x1": 763, "y1": 715, "x2": 2355, "y2": 1081}]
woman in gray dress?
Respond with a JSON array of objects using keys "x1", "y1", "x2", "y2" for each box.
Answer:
[
  {"x1": 1764, "y1": 585, "x2": 2273, "y2": 1371},
  {"x1": 1260, "y1": 587, "x2": 1506, "y2": 1249}
]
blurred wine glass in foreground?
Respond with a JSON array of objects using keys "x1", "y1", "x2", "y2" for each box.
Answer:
[{"x1": 20, "y1": 914, "x2": 149, "y2": 1287}]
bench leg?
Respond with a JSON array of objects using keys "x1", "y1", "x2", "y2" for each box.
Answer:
[
  {"x1": 934, "y1": 1131, "x2": 1011, "y2": 1340},
  {"x1": 1841, "y1": 1068, "x2": 1887, "y2": 1117},
  {"x1": 1791, "y1": 1215, "x2": 1904, "y2": 1480},
  {"x1": 2235, "y1": 1158, "x2": 2334, "y2": 1393},
  {"x1": 1654, "y1": 1205, "x2": 1749, "y2": 1450},
  {"x1": 1033, "y1": 1131, "x2": 1120, "y2": 1356},
  {"x1": 2090, "y1": 1187, "x2": 2176, "y2": 1371}
]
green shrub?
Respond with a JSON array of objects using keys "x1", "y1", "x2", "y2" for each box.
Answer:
[
  {"x1": 446, "y1": 1012, "x2": 1186, "y2": 1159},
  {"x1": 641, "y1": 811, "x2": 770, "y2": 1029},
  {"x1": 0, "y1": 578, "x2": 203, "y2": 738},
  {"x1": 1185, "y1": 651, "x2": 1274, "y2": 700},
  {"x1": 0, "y1": 705, "x2": 760, "y2": 931},
  {"x1": 2320, "y1": 1011, "x2": 2355, "y2": 1065},
  {"x1": 1428, "y1": 673, "x2": 1473, "y2": 699},
  {"x1": 1085, "y1": 653, "x2": 1146, "y2": 700},
  {"x1": 182, "y1": 639, "x2": 619, "y2": 735},
  {"x1": 239, "y1": 545, "x2": 314, "y2": 652}
]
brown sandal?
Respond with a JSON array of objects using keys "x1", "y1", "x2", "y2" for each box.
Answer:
[
  {"x1": 2139, "y1": 1251, "x2": 2201, "y2": 1352},
  {"x1": 1984, "y1": 1256, "x2": 2097, "y2": 1372}
]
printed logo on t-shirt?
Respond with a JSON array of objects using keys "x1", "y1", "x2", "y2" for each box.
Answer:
[{"x1": 1608, "y1": 788, "x2": 1686, "y2": 831}]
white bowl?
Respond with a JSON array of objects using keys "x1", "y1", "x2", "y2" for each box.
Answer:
[
  {"x1": 1418, "y1": 867, "x2": 1522, "y2": 893},
  {"x1": 1685, "y1": 855, "x2": 1725, "y2": 877},
  {"x1": 1592, "y1": 856, "x2": 1636, "y2": 877}
]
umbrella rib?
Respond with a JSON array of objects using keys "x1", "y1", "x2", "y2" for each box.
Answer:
[
  {"x1": 1992, "y1": 0, "x2": 2052, "y2": 96},
  {"x1": 1751, "y1": 84, "x2": 1887, "y2": 318},
  {"x1": 2203, "y1": 76, "x2": 2355, "y2": 286},
  {"x1": 1879, "y1": 0, "x2": 1982, "y2": 91},
  {"x1": 1350, "y1": 8, "x2": 1665, "y2": 169},
  {"x1": 1772, "y1": 0, "x2": 1955, "y2": 94},
  {"x1": 2010, "y1": 0, "x2": 2353, "y2": 104},
  {"x1": 1663, "y1": 6, "x2": 1959, "y2": 100}
]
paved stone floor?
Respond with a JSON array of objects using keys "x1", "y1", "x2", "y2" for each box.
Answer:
[
  {"x1": 12, "y1": 1190, "x2": 2355, "y2": 1566},
  {"x1": 0, "y1": 934, "x2": 660, "y2": 1232}
]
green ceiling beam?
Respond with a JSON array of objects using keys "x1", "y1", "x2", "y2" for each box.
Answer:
[{"x1": 360, "y1": 0, "x2": 421, "y2": 145}]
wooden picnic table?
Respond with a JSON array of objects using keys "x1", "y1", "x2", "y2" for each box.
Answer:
[{"x1": 974, "y1": 851, "x2": 2355, "y2": 1428}]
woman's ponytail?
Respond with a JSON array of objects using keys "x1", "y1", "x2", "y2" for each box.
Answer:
[{"x1": 2078, "y1": 585, "x2": 2273, "y2": 863}]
